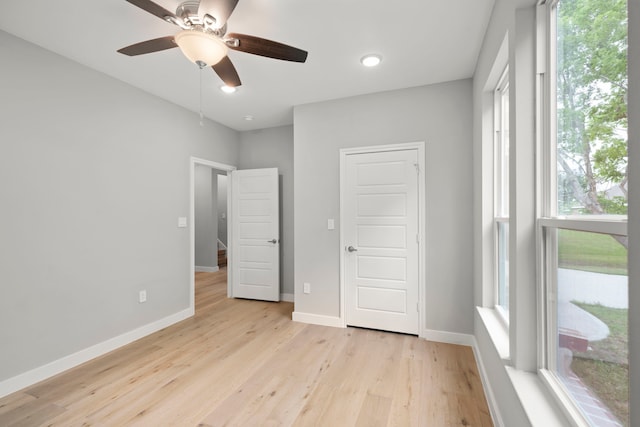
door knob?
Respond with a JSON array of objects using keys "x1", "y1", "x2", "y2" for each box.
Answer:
[
  {"x1": 268, "y1": 239, "x2": 278, "y2": 244},
  {"x1": 347, "y1": 246, "x2": 358, "y2": 252}
]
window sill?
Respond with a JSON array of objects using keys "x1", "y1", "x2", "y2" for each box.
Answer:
[
  {"x1": 507, "y1": 367, "x2": 571, "y2": 427},
  {"x1": 476, "y1": 307, "x2": 574, "y2": 426},
  {"x1": 476, "y1": 306, "x2": 510, "y2": 361}
]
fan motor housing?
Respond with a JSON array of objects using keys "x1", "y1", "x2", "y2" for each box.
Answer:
[
  {"x1": 176, "y1": 1, "x2": 200, "y2": 18},
  {"x1": 176, "y1": 0, "x2": 226, "y2": 35}
]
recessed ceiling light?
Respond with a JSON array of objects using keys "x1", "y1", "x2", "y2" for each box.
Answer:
[
  {"x1": 360, "y1": 54, "x2": 382, "y2": 67},
  {"x1": 220, "y1": 85, "x2": 237, "y2": 94},
  {"x1": 244, "y1": 115, "x2": 254, "y2": 121}
]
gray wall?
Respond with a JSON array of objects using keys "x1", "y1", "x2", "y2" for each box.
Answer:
[
  {"x1": 194, "y1": 165, "x2": 218, "y2": 269},
  {"x1": 238, "y1": 126, "x2": 294, "y2": 297},
  {"x1": 0, "y1": 30, "x2": 240, "y2": 382},
  {"x1": 293, "y1": 80, "x2": 474, "y2": 334}
]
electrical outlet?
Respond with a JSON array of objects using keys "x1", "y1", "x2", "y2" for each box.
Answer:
[
  {"x1": 303, "y1": 282, "x2": 311, "y2": 294},
  {"x1": 139, "y1": 290, "x2": 147, "y2": 303}
]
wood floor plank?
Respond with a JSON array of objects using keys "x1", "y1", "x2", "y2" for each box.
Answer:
[
  {"x1": 80, "y1": 305, "x2": 299, "y2": 425},
  {"x1": 24, "y1": 342, "x2": 164, "y2": 403},
  {"x1": 0, "y1": 397, "x2": 65, "y2": 427},
  {"x1": 387, "y1": 337, "x2": 424, "y2": 426},
  {"x1": 132, "y1": 308, "x2": 306, "y2": 425},
  {"x1": 199, "y1": 325, "x2": 351, "y2": 426},
  {"x1": 0, "y1": 392, "x2": 37, "y2": 416},
  {"x1": 363, "y1": 332, "x2": 405, "y2": 398},
  {"x1": 0, "y1": 269, "x2": 493, "y2": 426},
  {"x1": 355, "y1": 393, "x2": 392, "y2": 427},
  {"x1": 295, "y1": 329, "x2": 382, "y2": 426}
]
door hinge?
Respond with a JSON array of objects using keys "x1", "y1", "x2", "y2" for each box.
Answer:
[
  {"x1": 416, "y1": 234, "x2": 420, "y2": 244},
  {"x1": 416, "y1": 302, "x2": 420, "y2": 312},
  {"x1": 413, "y1": 162, "x2": 421, "y2": 174}
]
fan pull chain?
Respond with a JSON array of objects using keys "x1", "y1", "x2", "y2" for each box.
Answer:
[
  {"x1": 196, "y1": 60, "x2": 206, "y2": 127},
  {"x1": 199, "y1": 64, "x2": 204, "y2": 127}
]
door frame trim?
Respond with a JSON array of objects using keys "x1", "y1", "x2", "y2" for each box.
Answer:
[
  {"x1": 189, "y1": 157, "x2": 236, "y2": 313},
  {"x1": 339, "y1": 142, "x2": 426, "y2": 337}
]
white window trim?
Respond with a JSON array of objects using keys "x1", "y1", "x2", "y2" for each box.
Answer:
[
  {"x1": 479, "y1": 32, "x2": 509, "y2": 311},
  {"x1": 539, "y1": 217, "x2": 627, "y2": 236}
]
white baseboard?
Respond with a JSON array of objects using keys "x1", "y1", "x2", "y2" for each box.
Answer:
[
  {"x1": 471, "y1": 337, "x2": 505, "y2": 427},
  {"x1": 292, "y1": 311, "x2": 344, "y2": 328},
  {"x1": 195, "y1": 266, "x2": 219, "y2": 273},
  {"x1": 280, "y1": 293, "x2": 294, "y2": 302},
  {"x1": 422, "y1": 329, "x2": 476, "y2": 346},
  {"x1": 0, "y1": 308, "x2": 193, "y2": 399}
]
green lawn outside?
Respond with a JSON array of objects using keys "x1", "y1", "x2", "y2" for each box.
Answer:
[
  {"x1": 558, "y1": 229, "x2": 628, "y2": 275},
  {"x1": 571, "y1": 303, "x2": 629, "y2": 426}
]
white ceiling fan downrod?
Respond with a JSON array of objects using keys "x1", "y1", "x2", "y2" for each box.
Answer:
[{"x1": 197, "y1": 60, "x2": 206, "y2": 127}]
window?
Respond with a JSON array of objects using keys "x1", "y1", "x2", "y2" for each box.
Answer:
[
  {"x1": 494, "y1": 67, "x2": 510, "y2": 319},
  {"x1": 540, "y1": 0, "x2": 629, "y2": 425}
]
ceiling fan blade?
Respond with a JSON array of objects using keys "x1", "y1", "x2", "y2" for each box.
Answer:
[
  {"x1": 227, "y1": 33, "x2": 308, "y2": 63},
  {"x1": 125, "y1": 0, "x2": 181, "y2": 24},
  {"x1": 117, "y1": 36, "x2": 177, "y2": 56},
  {"x1": 212, "y1": 56, "x2": 242, "y2": 87},
  {"x1": 197, "y1": 0, "x2": 239, "y2": 27}
]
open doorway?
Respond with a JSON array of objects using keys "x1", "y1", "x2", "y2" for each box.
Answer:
[
  {"x1": 189, "y1": 157, "x2": 236, "y2": 314},
  {"x1": 216, "y1": 174, "x2": 228, "y2": 269},
  {"x1": 194, "y1": 165, "x2": 228, "y2": 273}
]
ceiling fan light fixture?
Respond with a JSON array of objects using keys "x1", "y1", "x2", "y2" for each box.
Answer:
[
  {"x1": 174, "y1": 30, "x2": 228, "y2": 66},
  {"x1": 360, "y1": 54, "x2": 382, "y2": 67},
  {"x1": 220, "y1": 85, "x2": 237, "y2": 94}
]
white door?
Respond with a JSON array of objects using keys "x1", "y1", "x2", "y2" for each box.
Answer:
[
  {"x1": 231, "y1": 168, "x2": 280, "y2": 301},
  {"x1": 344, "y1": 149, "x2": 420, "y2": 334}
]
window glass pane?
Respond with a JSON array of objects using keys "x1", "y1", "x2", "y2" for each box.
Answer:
[
  {"x1": 495, "y1": 69, "x2": 509, "y2": 218},
  {"x1": 499, "y1": 84, "x2": 509, "y2": 217},
  {"x1": 497, "y1": 222, "x2": 509, "y2": 313},
  {"x1": 556, "y1": 0, "x2": 628, "y2": 216},
  {"x1": 494, "y1": 66, "x2": 510, "y2": 315},
  {"x1": 553, "y1": 229, "x2": 628, "y2": 426}
]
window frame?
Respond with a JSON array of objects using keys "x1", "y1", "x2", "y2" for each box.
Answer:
[
  {"x1": 537, "y1": 1, "x2": 629, "y2": 425},
  {"x1": 494, "y1": 65, "x2": 510, "y2": 323}
]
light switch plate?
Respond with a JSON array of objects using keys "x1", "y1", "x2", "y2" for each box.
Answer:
[
  {"x1": 178, "y1": 217, "x2": 187, "y2": 228},
  {"x1": 328, "y1": 219, "x2": 335, "y2": 230}
]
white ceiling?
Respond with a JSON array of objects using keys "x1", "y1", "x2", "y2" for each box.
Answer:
[{"x1": 0, "y1": 0, "x2": 494, "y2": 131}]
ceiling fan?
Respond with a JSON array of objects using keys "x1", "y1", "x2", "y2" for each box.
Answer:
[{"x1": 117, "y1": 0, "x2": 308, "y2": 88}]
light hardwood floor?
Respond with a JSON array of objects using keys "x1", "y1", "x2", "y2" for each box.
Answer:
[{"x1": 0, "y1": 270, "x2": 493, "y2": 426}]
